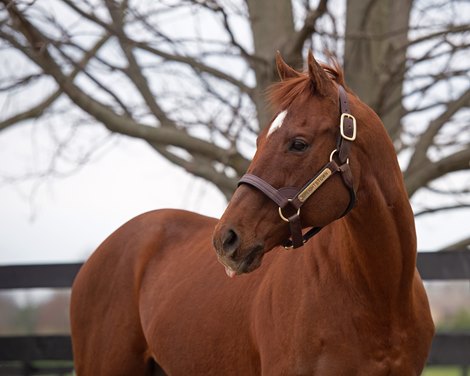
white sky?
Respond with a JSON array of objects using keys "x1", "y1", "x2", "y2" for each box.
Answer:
[{"x1": 0, "y1": 128, "x2": 227, "y2": 264}]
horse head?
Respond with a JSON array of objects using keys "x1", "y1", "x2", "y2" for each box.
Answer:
[{"x1": 213, "y1": 51, "x2": 364, "y2": 277}]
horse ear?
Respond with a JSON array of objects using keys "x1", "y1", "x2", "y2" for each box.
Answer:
[
  {"x1": 276, "y1": 51, "x2": 300, "y2": 81},
  {"x1": 307, "y1": 49, "x2": 330, "y2": 96}
]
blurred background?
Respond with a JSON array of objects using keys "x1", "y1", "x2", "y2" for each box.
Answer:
[{"x1": 0, "y1": 0, "x2": 469, "y2": 375}]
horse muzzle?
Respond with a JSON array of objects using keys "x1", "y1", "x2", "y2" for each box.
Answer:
[{"x1": 213, "y1": 226, "x2": 265, "y2": 278}]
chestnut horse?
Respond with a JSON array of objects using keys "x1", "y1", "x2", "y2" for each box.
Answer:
[{"x1": 70, "y1": 52, "x2": 434, "y2": 375}]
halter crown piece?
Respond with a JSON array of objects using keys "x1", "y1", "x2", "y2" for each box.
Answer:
[{"x1": 238, "y1": 85, "x2": 357, "y2": 249}]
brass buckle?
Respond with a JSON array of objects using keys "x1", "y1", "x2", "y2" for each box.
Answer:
[
  {"x1": 329, "y1": 149, "x2": 349, "y2": 164},
  {"x1": 278, "y1": 199, "x2": 300, "y2": 222},
  {"x1": 340, "y1": 113, "x2": 357, "y2": 141},
  {"x1": 283, "y1": 239, "x2": 306, "y2": 250}
]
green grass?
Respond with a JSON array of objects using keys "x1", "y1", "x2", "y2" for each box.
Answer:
[
  {"x1": 422, "y1": 366, "x2": 469, "y2": 376},
  {"x1": 0, "y1": 361, "x2": 74, "y2": 376}
]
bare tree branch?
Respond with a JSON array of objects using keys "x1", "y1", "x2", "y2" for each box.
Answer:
[
  {"x1": 406, "y1": 146, "x2": 470, "y2": 196},
  {"x1": 440, "y1": 235, "x2": 470, "y2": 251},
  {"x1": 406, "y1": 23, "x2": 470, "y2": 49},
  {"x1": 0, "y1": 89, "x2": 57, "y2": 131},
  {"x1": 0, "y1": 0, "x2": 469, "y2": 226},
  {"x1": 188, "y1": 0, "x2": 261, "y2": 67},
  {"x1": 0, "y1": 72, "x2": 42, "y2": 91},
  {"x1": 147, "y1": 142, "x2": 237, "y2": 199},
  {"x1": 61, "y1": 0, "x2": 254, "y2": 95},
  {"x1": 0, "y1": 32, "x2": 111, "y2": 131},
  {"x1": 284, "y1": 0, "x2": 329, "y2": 62},
  {"x1": 406, "y1": 89, "x2": 470, "y2": 175},
  {"x1": 105, "y1": 0, "x2": 172, "y2": 124},
  {"x1": 2, "y1": 0, "x2": 249, "y2": 175},
  {"x1": 426, "y1": 185, "x2": 470, "y2": 196},
  {"x1": 132, "y1": 41, "x2": 254, "y2": 95},
  {"x1": 414, "y1": 203, "x2": 470, "y2": 217}
]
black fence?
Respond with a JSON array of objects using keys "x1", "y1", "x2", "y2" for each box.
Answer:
[{"x1": 0, "y1": 251, "x2": 469, "y2": 375}]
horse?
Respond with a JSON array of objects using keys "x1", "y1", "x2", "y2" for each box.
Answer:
[{"x1": 70, "y1": 51, "x2": 434, "y2": 375}]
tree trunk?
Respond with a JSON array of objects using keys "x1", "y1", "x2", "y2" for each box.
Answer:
[
  {"x1": 344, "y1": 0, "x2": 412, "y2": 142},
  {"x1": 246, "y1": 0, "x2": 298, "y2": 129}
]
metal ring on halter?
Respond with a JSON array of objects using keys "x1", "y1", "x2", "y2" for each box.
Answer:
[
  {"x1": 283, "y1": 239, "x2": 306, "y2": 250},
  {"x1": 278, "y1": 199, "x2": 300, "y2": 222},
  {"x1": 329, "y1": 149, "x2": 349, "y2": 164}
]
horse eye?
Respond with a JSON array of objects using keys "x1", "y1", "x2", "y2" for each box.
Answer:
[{"x1": 289, "y1": 138, "x2": 309, "y2": 152}]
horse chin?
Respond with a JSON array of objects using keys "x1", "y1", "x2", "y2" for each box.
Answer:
[{"x1": 217, "y1": 244, "x2": 265, "y2": 278}]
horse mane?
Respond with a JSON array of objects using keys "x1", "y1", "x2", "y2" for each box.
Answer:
[{"x1": 267, "y1": 61, "x2": 347, "y2": 110}]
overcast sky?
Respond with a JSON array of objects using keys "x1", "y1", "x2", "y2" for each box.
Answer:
[{"x1": 0, "y1": 127, "x2": 227, "y2": 264}]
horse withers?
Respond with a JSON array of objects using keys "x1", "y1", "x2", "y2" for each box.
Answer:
[{"x1": 70, "y1": 52, "x2": 434, "y2": 375}]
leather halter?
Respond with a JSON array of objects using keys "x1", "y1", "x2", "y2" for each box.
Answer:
[{"x1": 238, "y1": 85, "x2": 357, "y2": 249}]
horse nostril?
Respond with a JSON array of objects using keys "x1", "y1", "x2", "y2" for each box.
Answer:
[{"x1": 222, "y1": 228, "x2": 240, "y2": 257}]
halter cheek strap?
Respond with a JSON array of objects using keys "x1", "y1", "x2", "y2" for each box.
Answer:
[{"x1": 237, "y1": 85, "x2": 357, "y2": 249}]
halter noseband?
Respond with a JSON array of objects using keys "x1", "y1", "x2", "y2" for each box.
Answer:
[{"x1": 238, "y1": 85, "x2": 357, "y2": 249}]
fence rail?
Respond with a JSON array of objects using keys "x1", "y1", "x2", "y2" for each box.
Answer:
[
  {"x1": 0, "y1": 251, "x2": 469, "y2": 373},
  {"x1": 0, "y1": 263, "x2": 82, "y2": 289},
  {"x1": 416, "y1": 250, "x2": 470, "y2": 280},
  {"x1": 0, "y1": 336, "x2": 72, "y2": 362}
]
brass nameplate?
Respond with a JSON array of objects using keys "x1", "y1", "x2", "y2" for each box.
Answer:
[{"x1": 298, "y1": 168, "x2": 332, "y2": 203}]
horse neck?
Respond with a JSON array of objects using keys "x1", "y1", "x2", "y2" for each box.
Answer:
[{"x1": 329, "y1": 146, "x2": 416, "y2": 306}]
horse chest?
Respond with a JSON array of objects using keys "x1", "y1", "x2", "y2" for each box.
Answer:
[
  {"x1": 254, "y1": 317, "x2": 418, "y2": 376},
  {"x1": 251, "y1": 280, "x2": 422, "y2": 375}
]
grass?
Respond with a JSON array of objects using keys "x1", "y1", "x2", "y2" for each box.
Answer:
[
  {"x1": 422, "y1": 366, "x2": 469, "y2": 376},
  {"x1": 0, "y1": 360, "x2": 74, "y2": 376}
]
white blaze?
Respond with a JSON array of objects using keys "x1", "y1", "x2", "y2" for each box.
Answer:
[{"x1": 267, "y1": 110, "x2": 287, "y2": 138}]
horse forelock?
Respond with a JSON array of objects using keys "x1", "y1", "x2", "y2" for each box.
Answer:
[{"x1": 267, "y1": 62, "x2": 347, "y2": 111}]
